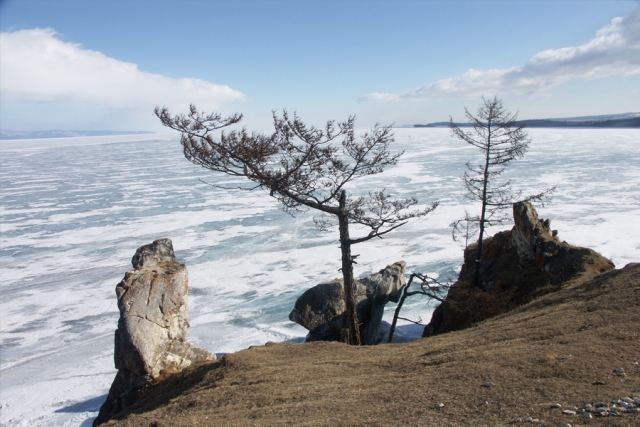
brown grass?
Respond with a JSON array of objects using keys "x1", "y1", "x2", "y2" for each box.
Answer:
[{"x1": 103, "y1": 264, "x2": 640, "y2": 426}]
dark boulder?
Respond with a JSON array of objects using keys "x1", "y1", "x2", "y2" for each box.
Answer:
[{"x1": 290, "y1": 261, "x2": 406, "y2": 345}]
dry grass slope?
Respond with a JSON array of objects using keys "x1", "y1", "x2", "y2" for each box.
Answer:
[{"x1": 104, "y1": 263, "x2": 640, "y2": 427}]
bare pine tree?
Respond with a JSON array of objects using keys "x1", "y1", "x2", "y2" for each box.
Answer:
[
  {"x1": 156, "y1": 105, "x2": 438, "y2": 345},
  {"x1": 450, "y1": 96, "x2": 554, "y2": 288}
]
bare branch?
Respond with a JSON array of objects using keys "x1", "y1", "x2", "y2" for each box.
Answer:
[
  {"x1": 197, "y1": 178, "x2": 261, "y2": 191},
  {"x1": 396, "y1": 316, "x2": 423, "y2": 325},
  {"x1": 388, "y1": 273, "x2": 451, "y2": 343}
]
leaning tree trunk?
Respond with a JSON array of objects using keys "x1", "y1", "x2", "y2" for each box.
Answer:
[{"x1": 338, "y1": 191, "x2": 361, "y2": 345}]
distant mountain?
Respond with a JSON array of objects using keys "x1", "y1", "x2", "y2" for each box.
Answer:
[
  {"x1": 413, "y1": 112, "x2": 640, "y2": 128},
  {"x1": 0, "y1": 130, "x2": 154, "y2": 140}
]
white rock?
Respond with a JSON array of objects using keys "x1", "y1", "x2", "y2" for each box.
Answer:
[
  {"x1": 562, "y1": 410, "x2": 576, "y2": 416},
  {"x1": 581, "y1": 412, "x2": 592, "y2": 419},
  {"x1": 95, "y1": 239, "x2": 215, "y2": 425},
  {"x1": 615, "y1": 367, "x2": 625, "y2": 375},
  {"x1": 482, "y1": 381, "x2": 495, "y2": 387},
  {"x1": 551, "y1": 403, "x2": 562, "y2": 409},
  {"x1": 436, "y1": 403, "x2": 444, "y2": 409}
]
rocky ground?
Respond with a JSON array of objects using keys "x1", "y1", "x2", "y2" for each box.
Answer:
[{"x1": 101, "y1": 262, "x2": 639, "y2": 427}]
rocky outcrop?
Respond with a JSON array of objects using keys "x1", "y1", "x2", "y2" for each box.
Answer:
[
  {"x1": 423, "y1": 203, "x2": 615, "y2": 337},
  {"x1": 289, "y1": 261, "x2": 406, "y2": 345},
  {"x1": 94, "y1": 239, "x2": 215, "y2": 426},
  {"x1": 512, "y1": 201, "x2": 560, "y2": 268}
]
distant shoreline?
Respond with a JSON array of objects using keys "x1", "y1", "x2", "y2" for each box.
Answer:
[
  {"x1": 409, "y1": 112, "x2": 640, "y2": 129},
  {"x1": 413, "y1": 118, "x2": 640, "y2": 129},
  {"x1": 0, "y1": 130, "x2": 155, "y2": 140}
]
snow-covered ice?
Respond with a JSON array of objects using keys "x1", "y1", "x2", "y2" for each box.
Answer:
[{"x1": 1, "y1": 128, "x2": 639, "y2": 426}]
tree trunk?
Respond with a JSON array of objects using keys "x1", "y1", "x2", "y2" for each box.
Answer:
[
  {"x1": 474, "y1": 219, "x2": 485, "y2": 289},
  {"x1": 338, "y1": 190, "x2": 361, "y2": 345},
  {"x1": 474, "y1": 120, "x2": 492, "y2": 289},
  {"x1": 387, "y1": 276, "x2": 412, "y2": 343}
]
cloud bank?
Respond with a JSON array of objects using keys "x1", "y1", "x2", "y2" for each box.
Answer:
[
  {"x1": 0, "y1": 28, "x2": 244, "y2": 110},
  {"x1": 359, "y1": 6, "x2": 640, "y2": 102}
]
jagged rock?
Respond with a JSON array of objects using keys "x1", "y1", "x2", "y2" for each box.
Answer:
[
  {"x1": 289, "y1": 261, "x2": 406, "y2": 345},
  {"x1": 423, "y1": 203, "x2": 615, "y2": 338},
  {"x1": 94, "y1": 238, "x2": 215, "y2": 426},
  {"x1": 513, "y1": 201, "x2": 551, "y2": 260},
  {"x1": 512, "y1": 201, "x2": 562, "y2": 268}
]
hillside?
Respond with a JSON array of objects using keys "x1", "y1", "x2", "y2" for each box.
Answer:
[{"x1": 102, "y1": 263, "x2": 640, "y2": 426}]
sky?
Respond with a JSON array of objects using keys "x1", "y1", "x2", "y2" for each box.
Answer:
[{"x1": 1, "y1": 0, "x2": 639, "y2": 132}]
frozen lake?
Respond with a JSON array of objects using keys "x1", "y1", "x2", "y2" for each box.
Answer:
[{"x1": 1, "y1": 128, "x2": 639, "y2": 426}]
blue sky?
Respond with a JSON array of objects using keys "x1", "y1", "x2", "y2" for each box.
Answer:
[{"x1": 1, "y1": 0, "x2": 639, "y2": 131}]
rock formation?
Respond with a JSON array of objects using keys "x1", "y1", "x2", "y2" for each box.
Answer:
[
  {"x1": 512, "y1": 201, "x2": 560, "y2": 268},
  {"x1": 289, "y1": 261, "x2": 406, "y2": 345},
  {"x1": 423, "y1": 202, "x2": 615, "y2": 337},
  {"x1": 94, "y1": 238, "x2": 215, "y2": 426}
]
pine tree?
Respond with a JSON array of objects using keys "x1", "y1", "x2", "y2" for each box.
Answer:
[
  {"x1": 450, "y1": 97, "x2": 553, "y2": 288},
  {"x1": 156, "y1": 106, "x2": 438, "y2": 344}
]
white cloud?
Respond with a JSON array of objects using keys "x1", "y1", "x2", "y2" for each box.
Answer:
[
  {"x1": 359, "y1": 6, "x2": 640, "y2": 102},
  {"x1": 0, "y1": 28, "x2": 244, "y2": 110}
]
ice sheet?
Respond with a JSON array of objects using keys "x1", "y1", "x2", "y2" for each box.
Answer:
[{"x1": 1, "y1": 128, "x2": 639, "y2": 425}]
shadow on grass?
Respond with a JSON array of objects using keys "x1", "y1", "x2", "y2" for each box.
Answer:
[{"x1": 109, "y1": 359, "x2": 226, "y2": 422}]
